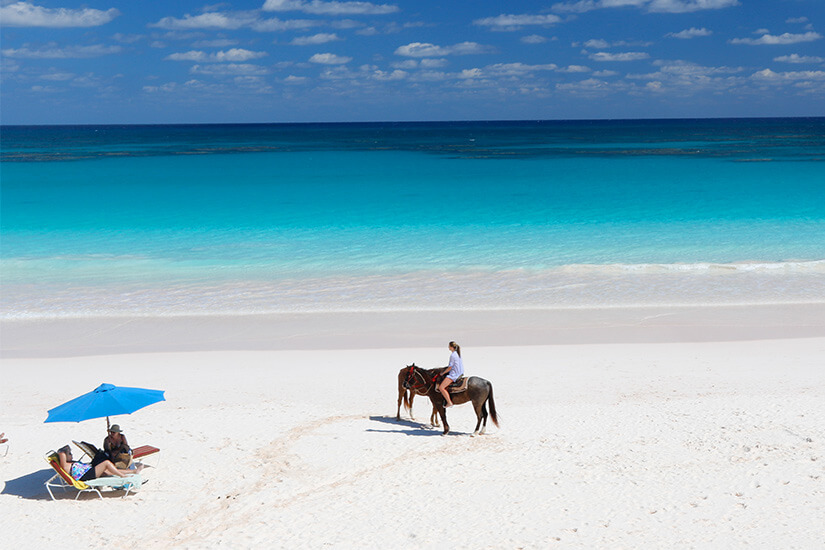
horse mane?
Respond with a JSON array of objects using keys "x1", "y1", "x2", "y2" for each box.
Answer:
[{"x1": 416, "y1": 365, "x2": 444, "y2": 385}]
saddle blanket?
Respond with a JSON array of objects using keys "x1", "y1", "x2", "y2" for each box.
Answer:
[{"x1": 447, "y1": 376, "x2": 468, "y2": 393}]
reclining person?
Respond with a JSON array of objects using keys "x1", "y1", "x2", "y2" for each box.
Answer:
[{"x1": 56, "y1": 444, "x2": 140, "y2": 483}]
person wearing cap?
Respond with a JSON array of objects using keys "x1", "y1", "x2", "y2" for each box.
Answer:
[{"x1": 103, "y1": 424, "x2": 133, "y2": 469}]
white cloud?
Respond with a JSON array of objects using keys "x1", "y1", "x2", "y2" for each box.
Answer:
[
  {"x1": 552, "y1": 0, "x2": 738, "y2": 13},
  {"x1": 283, "y1": 75, "x2": 309, "y2": 84},
  {"x1": 394, "y1": 42, "x2": 493, "y2": 57},
  {"x1": 730, "y1": 32, "x2": 822, "y2": 46},
  {"x1": 667, "y1": 27, "x2": 712, "y2": 39},
  {"x1": 0, "y1": 2, "x2": 119, "y2": 27},
  {"x1": 309, "y1": 53, "x2": 352, "y2": 64},
  {"x1": 648, "y1": 59, "x2": 743, "y2": 76},
  {"x1": 774, "y1": 54, "x2": 825, "y2": 64},
  {"x1": 590, "y1": 51, "x2": 650, "y2": 61},
  {"x1": 552, "y1": 1, "x2": 623, "y2": 14},
  {"x1": 458, "y1": 68, "x2": 484, "y2": 79},
  {"x1": 252, "y1": 18, "x2": 319, "y2": 31},
  {"x1": 560, "y1": 65, "x2": 591, "y2": 73},
  {"x1": 483, "y1": 62, "x2": 559, "y2": 76},
  {"x1": 262, "y1": 0, "x2": 398, "y2": 15},
  {"x1": 786, "y1": 17, "x2": 808, "y2": 24},
  {"x1": 555, "y1": 78, "x2": 609, "y2": 92},
  {"x1": 473, "y1": 13, "x2": 561, "y2": 30},
  {"x1": 521, "y1": 35, "x2": 547, "y2": 44},
  {"x1": 580, "y1": 38, "x2": 652, "y2": 49},
  {"x1": 318, "y1": 66, "x2": 356, "y2": 79},
  {"x1": 290, "y1": 33, "x2": 341, "y2": 45},
  {"x1": 624, "y1": 59, "x2": 746, "y2": 93},
  {"x1": 420, "y1": 58, "x2": 448, "y2": 68},
  {"x1": 583, "y1": 39, "x2": 609, "y2": 49},
  {"x1": 647, "y1": 0, "x2": 739, "y2": 13},
  {"x1": 2, "y1": 44, "x2": 122, "y2": 59},
  {"x1": 190, "y1": 63, "x2": 270, "y2": 75},
  {"x1": 752, "y1": 68, "x2": 825, "y2": 82},
  {"x1": 166, "y1": 49, "x2": 268, "y2": 62},
  {"x1": 389, "y1": 58, "x2": 448, "y2": 69},
  {"x1": 150, "y1": 12, "x2": 252, "y2": 30},
  {"x1": 369, "y1": 68, "x2": 408, "y2": 80}
]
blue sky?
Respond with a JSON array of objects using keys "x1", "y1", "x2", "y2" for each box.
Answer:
[{"x1": 1, "y1": 0, "x2": 823, "y2": 124}]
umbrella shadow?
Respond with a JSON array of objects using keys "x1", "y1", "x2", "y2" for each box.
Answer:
[
  {"x1": 2, "y1": 469, "x2": 55, "y2": 501},
  {"x1": 366, "y1": 415, "x2": 464, "y2": 437}
]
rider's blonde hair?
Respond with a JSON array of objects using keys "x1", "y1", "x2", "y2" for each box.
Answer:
[{"x1": 449, "y1": 341, "x2": 461, "y2": 356}]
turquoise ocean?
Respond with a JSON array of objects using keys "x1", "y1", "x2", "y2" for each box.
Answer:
[{"x1": 2, "y1": 118, "x2": 824, "y2": 319}]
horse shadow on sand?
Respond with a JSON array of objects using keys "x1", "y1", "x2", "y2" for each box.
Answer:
[{"x1": 366, "y1": 415, "x2": 467, "y2": 437}]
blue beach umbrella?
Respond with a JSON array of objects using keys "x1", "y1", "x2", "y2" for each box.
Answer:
[{"x1": 45, "y1": 383, "x2": 165, "y2": 425}]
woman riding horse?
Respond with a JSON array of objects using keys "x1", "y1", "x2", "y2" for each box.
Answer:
[
  {"x1": 438, "y1": 341, "x2": 464, "y2": 408},
  {"x1": 403, "y1": 362, "x2": 498, "y2": 436}
]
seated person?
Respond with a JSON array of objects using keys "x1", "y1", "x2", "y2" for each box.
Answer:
[
  {"x1": 103, "y1": 424, "x2": 133, "y2": 469},
  {"x1": 0, "y1": 432, "x2": 7, "y2": 444},
  {"x1": 56, "y1": 444, "x2": 140, "y2": 482}
]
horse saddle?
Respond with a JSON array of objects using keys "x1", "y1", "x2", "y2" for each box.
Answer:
[{"x1": 447, "y1": 376, "x2": 468, "y2": 394}]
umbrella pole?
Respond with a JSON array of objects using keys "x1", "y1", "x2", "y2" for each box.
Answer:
[{"x1": 107, "y1": 416, "x2": 110, "y2": 430}]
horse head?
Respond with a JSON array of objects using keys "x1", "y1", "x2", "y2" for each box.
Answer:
[{"x1": 402, "y1": 363, "x2": 417, "y2": 390}]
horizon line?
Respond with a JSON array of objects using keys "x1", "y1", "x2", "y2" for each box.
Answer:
[{"x1": 2, "y1": 115, "x2": 825, "y2": 128}]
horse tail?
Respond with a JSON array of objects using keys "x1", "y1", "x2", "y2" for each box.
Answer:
[
  {"x1": 403, "y1": 389, "x2": 411, "y2": 410},
  {"x1": 487, "y1": 382, "x2": 499, "y2": 427}
]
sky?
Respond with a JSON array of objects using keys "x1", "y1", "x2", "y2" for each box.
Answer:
[{"x1": 1, "y1": 0, "x2": 823, "y2": 124}]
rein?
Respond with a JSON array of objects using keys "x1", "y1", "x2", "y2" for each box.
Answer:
[{"x1": 407, "y1": 366, "x2": 434, "y2": 393}]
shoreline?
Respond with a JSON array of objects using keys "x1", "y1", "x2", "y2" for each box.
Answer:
[{"x1": 3, "y1": 302, "x2": 825, "y2": 358}]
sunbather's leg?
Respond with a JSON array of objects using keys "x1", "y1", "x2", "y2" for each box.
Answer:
[{"x1": 93, "y1": 459, "x2": 127, "y2": 478}]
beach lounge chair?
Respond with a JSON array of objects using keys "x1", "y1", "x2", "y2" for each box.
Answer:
[
  {"x1": 72, "y1": 440, "x2": 160, "y2": 467},
  {"x1": 72, "y1": 440, "x2": 101, "y2": 460},
  {"x1": 132, "y1": 444, "x2": 160, "y2": 464},
  {"x1": 44, "y1": 451, "x2": 142, "y2": 500}
]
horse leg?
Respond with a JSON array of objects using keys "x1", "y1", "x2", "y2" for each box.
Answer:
[
  {"x1": 396, "y1": 387, "x2": 404, "y2": 420},
  {"x1": 408, "y1": 392, "x2": 415, "y2": 421},
  {"x1": 437, "y1": 402, "x2": 450, "y2": 435},
  {"x1": 430, "y1": 401, "x2": 440, "y2": 427},
  {"x1": 472, "y1": 396, "x2": 486, "y2": 436},
  {"x1": 479, "y1": 401, "x2": 489, "y2": 435}
]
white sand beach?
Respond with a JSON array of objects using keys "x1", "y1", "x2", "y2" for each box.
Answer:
[{"x1": 2, "y1": 305, "x2": 824, "y2": 548}]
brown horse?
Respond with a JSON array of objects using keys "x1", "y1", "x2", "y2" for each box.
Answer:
[
  {"x1": 402, "y1": 364, "x2": 499, "y2": 435},
  {"x1": 396, "y1": 364, "x2": 439, "y2": 426}
]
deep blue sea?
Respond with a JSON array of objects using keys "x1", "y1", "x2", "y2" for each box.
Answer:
[{"x1": 2, "y1": 119, "x2": 824, "y2": 318}]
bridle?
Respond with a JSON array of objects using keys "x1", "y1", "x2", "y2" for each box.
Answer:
[{"x1": 405, "y1": 365, "x2": 434, "y2": 394}]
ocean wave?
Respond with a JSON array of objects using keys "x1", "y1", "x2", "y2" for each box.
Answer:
[
  {"x1": 558, "y1": 259, "x2": 825, "y2": 275},
  {"x1": 3, "y1": 262, "x2": 825, "y2": 320}
]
